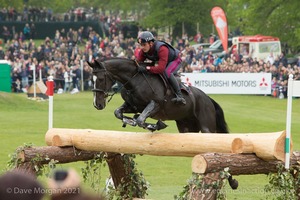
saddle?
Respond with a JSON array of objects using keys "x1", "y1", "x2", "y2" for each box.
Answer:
[
  {"x1": 137, "y1": 61, "x2": 190, "y2": 95},
  {"x1": 158, "y1": 73, "x2": 191, "y2": 95}
]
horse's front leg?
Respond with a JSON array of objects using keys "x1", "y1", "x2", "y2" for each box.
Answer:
[
  {"x1": 114, "y1": 102, "x2": 134, "y2": 120},
  {"x1": 136, "y1": 100, "x2": 160, "y2": 129},
  {"x1": 114, "y1": 102, "x2": 139, "y2": 127}
]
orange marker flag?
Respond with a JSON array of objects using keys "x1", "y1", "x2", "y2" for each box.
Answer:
[{"x1": 211, "y1": 6, "x2": 228, "y2": 51}]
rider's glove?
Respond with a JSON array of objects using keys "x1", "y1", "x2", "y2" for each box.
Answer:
[{"x1": 138, "y1": 66, "x2": 148, "y2": 73}]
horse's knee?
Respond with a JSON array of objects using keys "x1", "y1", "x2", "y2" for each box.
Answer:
[{"x1": 114, "y1": 108, "x2": 123, "y2": 119}]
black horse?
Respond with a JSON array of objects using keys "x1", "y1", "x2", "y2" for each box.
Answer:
[
  {"x1": 87, "y1": 57, "x2": 238, "y2": 189},
  {"x1": 88, "y1": 58, "x2": 229, "y2": 133}
]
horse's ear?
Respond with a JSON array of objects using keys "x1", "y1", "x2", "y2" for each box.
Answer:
[
  {"x1": 86, "y1": 61, "x2": 94, "y2": 69},
  {"x1": 94, "y1": 59, "x2": 101, "y2": 67},
  {"x1": 94, "y1": 59, "x2": 105, "y2": 70}
]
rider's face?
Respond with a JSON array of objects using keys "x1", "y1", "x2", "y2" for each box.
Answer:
[{"x1": 140, "y1": 42, "x2": 151, "y2": 53}]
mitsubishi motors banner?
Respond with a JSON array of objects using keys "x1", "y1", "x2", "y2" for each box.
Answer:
[
  {"x1": 211, "y1": 6, "x2": 228, "y2": 51},
  {"x1": 181, "y1": 73, "x2": 272, "y2": 94}
]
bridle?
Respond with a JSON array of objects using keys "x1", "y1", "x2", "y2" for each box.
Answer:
[
  {"x1": 92, "y1": 60, "x2": 155, "y2": 102},
  {"x1": 92, "y1": 61, "x2": 141, "y2": 103},
  {"x1": 92, "y1": 68, "x2": 115, "y2": 101}
]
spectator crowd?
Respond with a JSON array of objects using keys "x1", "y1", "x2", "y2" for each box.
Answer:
[{"x1": 1, "y1": 7, "x2": 300, "y2": 98}]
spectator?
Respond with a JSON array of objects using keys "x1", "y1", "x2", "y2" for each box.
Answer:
[
  {"x1": 70, "y1": 60, "x2": 81, "y2": 91},
  {"x1": 190, "y1": 57, "x2": 200, "y2": 73},
  {"x1": 64, "y1": 66, "x2": 72, "y2": 92},
  {"x1": 2, "y1": 26, "x2": 11, "y2": 43},
  {"x1": 48, "y1": 169, "x2": 104, "y2": 200},
  {"x1": 279, "y1": 52, "x2": 288, "y2": 67},
  {"x1": 30, "y1": 23, "x2": 36, "y2": 39},
  {"x1": 265, "y1": 52, "x2": 275, "y2": 65},
  {"x1": 0, "y1": 170, "x2": 44, "y2": 200},
  {"x1": 0, "y1": 46, "x2": 5, "y2": 59},
  {"x1": 23, "y1": 23, "x2": 31, "y2": 40}
]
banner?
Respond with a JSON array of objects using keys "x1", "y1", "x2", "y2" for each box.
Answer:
[
  {"x1": 211, "y1": 7, "x2": 228, "y2": 51},
  {"x1": 181, "y1": 73, "x2": 272, "y2": 94}
]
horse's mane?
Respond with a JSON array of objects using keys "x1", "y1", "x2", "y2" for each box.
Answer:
[{"x1": 98, "y1": 57, "x2": 135, "y2": 63}]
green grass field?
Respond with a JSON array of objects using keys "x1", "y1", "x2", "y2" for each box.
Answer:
[{"x1": 0, "y1": 91, "x2": 299, "y2": 200}]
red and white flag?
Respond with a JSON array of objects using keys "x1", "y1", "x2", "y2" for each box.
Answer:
[{"x1": 211, "y1": 7, "x2": 228, "y2": 51}]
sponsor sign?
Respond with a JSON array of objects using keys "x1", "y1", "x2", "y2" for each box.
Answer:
[{"x1": 181, "y1": 73, "x2": 271, "y2": 94}]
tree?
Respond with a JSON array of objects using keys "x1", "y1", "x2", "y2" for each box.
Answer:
[
  {"x1": 227, "y1": 0, "x2": 300, "y2": 53},
  {"x1": 139, "y1": 0, "x2": 226, "y2": 39}
]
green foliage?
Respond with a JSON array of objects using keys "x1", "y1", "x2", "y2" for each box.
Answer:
[
  {"x1": 265, "y1": 164, "x2": 300, "y2": 200},
  {"x1": 0, "y1": 0, "x2": 23, "y2": 10},
  {"x1": 105, "y1": 154, "x2": 149, "y2": 200},
  {"x1": 227, "y1": 0, "x2": 300, "y2": 52},
  {"x1": 175, "y1": 168, "x2": 230, "y2": 200},
  {"x1": 6, "y1": 143, "x2": 58, "y2": 177},
  {"x1": 81, "y1": 153, "x2": 106, "y2": 195},
  {"x1": 6, "y1": 143, "x2": 33, "y2": 170},
  {"x1": 141, "y1": 0, "x2": 223, "y2": 36},
  {"x1": 81, "y1": 152, "x2": 149, "y2": 199}
]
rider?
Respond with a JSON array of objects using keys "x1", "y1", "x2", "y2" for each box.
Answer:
[{"x1": 136, "y1": 31, "x2": 186, "y2": 105}]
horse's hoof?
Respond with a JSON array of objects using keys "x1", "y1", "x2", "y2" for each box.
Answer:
[
  {"x1": 122, "y1": 118, "x2": 137, "y2": 126},
  {"x1": 146, "y1": 124, "x2": 157, "y2": 132},
  {"x1": 156, "y1": 120, "x2": 167, "y2": 130},
  {"x1": 229, "y1": 179, "x2": 238, "y2": 190}
]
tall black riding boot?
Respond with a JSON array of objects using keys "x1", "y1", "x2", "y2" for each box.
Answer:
[{"x1": 169, "y1": 74, "x2": 186, "y2": 105}]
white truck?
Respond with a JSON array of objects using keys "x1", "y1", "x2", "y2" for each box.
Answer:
[{"x1": 231, "y1": 35, "x2": 281, "y2": 61}]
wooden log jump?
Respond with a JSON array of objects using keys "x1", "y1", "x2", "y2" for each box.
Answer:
[
  {"x1": 192, "y1": 151, "x2": 300, "y2": 175},
  {"x1": 18, "y1": 146, "x2": 98, "y2": 164},
  {"x1": 45, "y1": 128, "x2": 291, "y2": 161}
]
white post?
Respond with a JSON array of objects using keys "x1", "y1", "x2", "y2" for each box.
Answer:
[
  {"x1": 39, "y1": 68, "x2": 42, "y2": 82},
  {"x1": 47, "y1": 76, "x2": 54, "y2": 130},
  {"x1": 285, "y1": 74, "x2": 293, "y2": 169},
  {"x1": 80, "y1": 59, "x2": 84, "y2": 91},
  {"x1": 33, "y1": 64, "x2": 36, "y2": 99}
]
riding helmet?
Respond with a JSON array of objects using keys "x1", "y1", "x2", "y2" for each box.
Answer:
[{"x1": 137, "y1": 31, "x2": 155, "y2": 44}]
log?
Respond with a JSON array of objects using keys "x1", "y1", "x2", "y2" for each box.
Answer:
[
  {"x1": 45, "y1": 128, "x2": 290, "y2": 161},
  {"x1": 106, "y1": 153, "x2": 145, "y2": 199},
  {"x1": 17, "y1": 146, "x2": 98, "y2": 164},
  {"x1": 231, "y1": 131, "x2": 291, "y2": 161},
  {"x1": 191, "y1": 151, "x2": 300, "y2": 175},
  {"x1": 186, "y1": 172, "x2": 226, "y2": 200},
  {"x1": 45, "y1": 128, "x2": 241, "y2": 157}
]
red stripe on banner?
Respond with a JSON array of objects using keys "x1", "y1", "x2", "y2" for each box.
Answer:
[{"x1": 46, "y1": 81, "x2": 54, "y2": 96}]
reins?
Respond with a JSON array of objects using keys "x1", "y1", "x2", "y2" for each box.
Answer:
[
  {"x1": 106, "y1": 71, "x2": 140, "y2": 103},
  {"x1": 134, "y1": 60, "x2": 156, "y2": 94},
  {"x1": 92, "y1": 59, "x2": 157, "y2": 104},
  {"x1": 92, "y1": 60, "x2": 140, "y2": 103}
]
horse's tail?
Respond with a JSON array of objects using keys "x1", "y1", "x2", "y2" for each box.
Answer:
[{"x1": 209, "y1": 97, "x2": 229, "y2": 133}]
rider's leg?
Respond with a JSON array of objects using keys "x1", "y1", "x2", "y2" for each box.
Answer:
[{"x1": 168, "y1": 73, "x2": 186, "y2": 105}]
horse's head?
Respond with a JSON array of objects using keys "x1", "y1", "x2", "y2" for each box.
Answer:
[{"x1": 87, "y1": 60, "x2": 115, "y2": 110}]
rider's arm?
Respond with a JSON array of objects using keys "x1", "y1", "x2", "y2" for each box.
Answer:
[
  {"x1": 147, "y1": 45, "x2": 169, "y2": 74},
  {"x1": 136, "y1": 50, "x2": 146, "y2": 62}
]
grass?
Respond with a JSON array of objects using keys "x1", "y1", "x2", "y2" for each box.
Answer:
[{"x1": 0, "y1": 91, "x2": 299, "y2": 200}]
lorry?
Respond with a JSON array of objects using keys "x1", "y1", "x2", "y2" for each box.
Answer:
[{"x1": 231, "y1": 35, "x2": 281, "y2": 61}]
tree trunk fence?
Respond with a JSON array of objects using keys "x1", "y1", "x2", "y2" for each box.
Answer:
[{"x1": 13, "y1": 128, "x2": 300, "y2": 199}]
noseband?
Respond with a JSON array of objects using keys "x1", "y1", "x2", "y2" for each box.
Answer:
[{"x1": 92, "y1": 68, "x2": 114, "y2": 99}]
